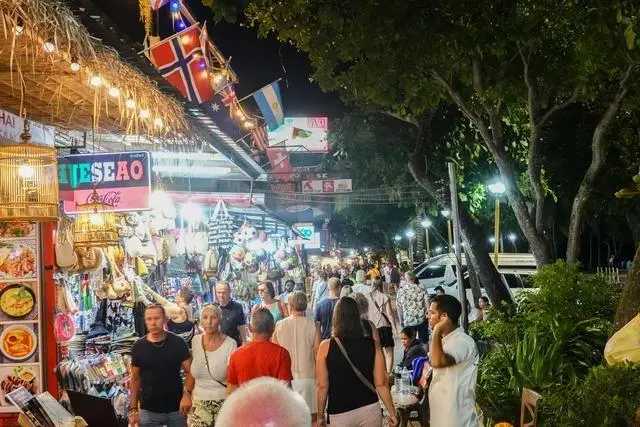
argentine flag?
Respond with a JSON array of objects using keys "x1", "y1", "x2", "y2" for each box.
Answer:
[{"x1": 253, "y1": 81, "x2": 284, "y2": 131}]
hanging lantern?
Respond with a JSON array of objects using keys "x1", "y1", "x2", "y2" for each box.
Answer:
[
  {"x1": 0, "y1": 121, "x2": 58, "y2": 221},
  {"x1": 73, "y1": 190, "x2": 119, "y2": 247}
]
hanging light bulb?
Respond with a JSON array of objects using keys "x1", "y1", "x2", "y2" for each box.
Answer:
[
  {"x1": 14, "y1": 25, "x2": 24, "y2": 36},
  {"x1": 176, "y1": 20, "x2": 186, "y2": 30},
  {"x1": 213, "y1": 73, "x2": 224, "y2": 84},
  {"x1": 139, "y1": 109, "x2": 150, "y2": 119},
  {"x1": 181, "y1": 35, "x2": 191, "y2": 45},
  {"x1": 125, "y1": 99, "x2": 136, "y2": 109},
  {"x1": 170, "y1": 1, "x2": 180, "y2": 12},
  {"x1": 18, "y1": 164, "x2": 34, "y2": 179},
  {"x1": 43, "y1": 41, "x2": 56, "y2": 53},
  {"x1": 69, "y1": 62, "x2": 81, "y2": 72},
  {"x1": 108, "y1": 86, "x2": 120, "y2": 98},
  {"x1": 89, "y1": 75, "x2": 103, "y2": 87},
  {"x1": 153, "y1": 117, "x2": 164, "y2": 129}
]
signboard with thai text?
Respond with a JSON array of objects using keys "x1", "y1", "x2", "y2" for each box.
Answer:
[
  {"x1": 58, "y1": 151, "x2": 151, "y2": 213},
  {"x1": 301, "y1": 179, "x2": 352, "y2": 193},
  {"x1": 0, "y1": 108, "x2": 55, "y2": 147}
]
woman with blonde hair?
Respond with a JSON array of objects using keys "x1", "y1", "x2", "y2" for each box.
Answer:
[{"x1": 180, "y1": 305, "x2": 237, "y2": 426}]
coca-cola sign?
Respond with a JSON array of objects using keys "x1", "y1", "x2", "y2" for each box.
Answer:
[{"x1": 58, "y1": 151, "x2": 150, "y2": 213}]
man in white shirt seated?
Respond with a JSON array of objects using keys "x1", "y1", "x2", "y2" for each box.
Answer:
[{"x1": 427, "y1": 294, "x2": 479, "y2": 427}]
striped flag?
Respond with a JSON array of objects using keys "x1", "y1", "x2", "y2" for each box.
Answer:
[
  {"x1": 251, "y1": 126, "x2": 269, "y2": 151},
  {"x1": 221, "y1": 86, "x2": 237, "y2": 107},
  {"x1": 253, "y1": 80, "x2": 284, "y2": 130},
  {"x1": 151, "y1": 0, "x2": 169, "y2": 10}
]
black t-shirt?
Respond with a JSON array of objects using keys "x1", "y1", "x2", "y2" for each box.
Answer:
[
  {"x1": 217, "y1": 300, "x2": 246, "y2": 347},
  {"x1": 167, "y1": 320, "x2": 196, "y2": 346},
  {"x1": 131, "y1": 332, "x2": 190, "y2": 413}
]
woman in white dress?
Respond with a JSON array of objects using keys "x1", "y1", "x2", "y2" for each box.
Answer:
[
  {"x1": 181, "y1": 305, "x2": 237, "y2": 427},
  {"x1": 272, "y1": 291, "x2": 320, "y2": 423}
]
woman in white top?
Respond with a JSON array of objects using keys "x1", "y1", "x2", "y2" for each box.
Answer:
[
  {"x1": 272, "y1": 291, "x2": 320, "y2": 423},
  {"x1": 181, "y1": 304, "x2": 236, "y2": 427},
  {"x1": 366, "y1": 278, "x2": 399, "y2": 373}
]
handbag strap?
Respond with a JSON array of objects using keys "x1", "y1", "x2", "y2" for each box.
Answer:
[
  {"x1": 333, "y1": 337, "x2": 377, "y2": 395},
  {"x1": 201, "y1": 335, "x2": 227, "y2": 388}
]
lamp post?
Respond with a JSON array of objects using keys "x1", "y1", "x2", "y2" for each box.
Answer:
[
  {"x1": 441, "y1": 209, "x2": 452, "y2": 251},
  {"x1": 487, "y1": 181, "x2": 506, "y2": 265},
  {"x1": 420, "y1": 218, "x2": 432, "y2": 259},
  {"x1": 406, "y1": 229, "x2": 416, "y2": 265}
]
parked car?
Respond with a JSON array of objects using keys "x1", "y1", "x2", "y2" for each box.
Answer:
[{"x1": 413, "y1": 253, "x2": 537, "y2": 303}]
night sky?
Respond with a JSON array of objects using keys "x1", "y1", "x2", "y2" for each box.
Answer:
[{"x1": 96, "y1": 0, "x2": 344, "y2": 118}]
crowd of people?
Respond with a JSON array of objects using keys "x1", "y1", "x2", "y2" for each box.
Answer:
[{"x1": 127, "y1": 261, "x2": 486, "y2": 427}]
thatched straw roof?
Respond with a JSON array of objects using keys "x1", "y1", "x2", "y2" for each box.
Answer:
[{"x1": 0, "y1": 0, "x2": 193, "y2": 145}]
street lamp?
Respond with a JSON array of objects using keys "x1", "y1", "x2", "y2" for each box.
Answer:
[
  {"x1": 405, "y1": 229, "x2": 415, "y2": 265},
  {"x1": 420, "y1": 218, "x2": 432, "y2": 259},
  {"x1": 441, "y1": 209, "x2": 453, "y2": 251},
  {"x1": 487, "y1": 180, "x2": 506, "y2": 265},
  {"x1": 508, "y1": 233, "x2": 517, "y2": 252},
  {"x1": 435, "y1": 246, "x2": 443, "y2": 254},
  {"x1": 489, "y1": 236, "x2": 496, "y2": 244},
  {"x1": 363, "y1": 246, "x2": 370, "y2": 252},
  {"x1": 394, "y1": 234, "x2": 402, "y2": 242}
]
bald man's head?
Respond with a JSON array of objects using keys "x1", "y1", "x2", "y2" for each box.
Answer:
[{"x1": 216, "y1": 377, "x2": 311, "y2": 427}]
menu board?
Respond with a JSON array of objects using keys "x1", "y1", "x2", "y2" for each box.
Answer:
[{"x1": 0, "y1": 222, "x2": 42, "y2": 412}]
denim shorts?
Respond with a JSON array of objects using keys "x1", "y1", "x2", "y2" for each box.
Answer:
[{"x1": 140, "y1": 409, "x2": 186, "y2": 427}]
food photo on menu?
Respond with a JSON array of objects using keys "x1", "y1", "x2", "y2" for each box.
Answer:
[
  {"x1": 0, "y1": 366, "x2": 38, "y2": 407},
  {"x1": 0, "y1": 242, "x2": 37, "y2": 281},
  {"x1": 0, "y1": 223, "x2": 36, "y2": 240}
]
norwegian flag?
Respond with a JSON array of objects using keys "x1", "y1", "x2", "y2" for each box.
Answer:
[
  {"x1": 221, "y1": 86, "x2": 237, "y2": 107},
  {"x1": 149, "y1": 25, "x2": 214, "y2": 104},
  {"x1": 250, "y1": 125, "x2": 269, "y2": 151},
  {"x1": 151, "y1": 0, "x2": 169, "y2": 10}
]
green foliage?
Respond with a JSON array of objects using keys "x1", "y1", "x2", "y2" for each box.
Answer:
[
  {"x1": 528, "y1": 261, "x2": 619, "y2": 324},
  {"x1": 540, "y1": 364, "x2": 640, "y2": 426},
  {"x1": 475, "y1": 261, "x2": 619, "y2": 424}
]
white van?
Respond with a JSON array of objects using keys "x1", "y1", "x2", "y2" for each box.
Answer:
[{"x1": 413, "y1": 253, "x2": 537, "y2": 303}]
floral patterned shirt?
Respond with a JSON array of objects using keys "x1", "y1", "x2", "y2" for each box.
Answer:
[{"x1": 396, "y1": 283, "x2": 427, "y2": 327}]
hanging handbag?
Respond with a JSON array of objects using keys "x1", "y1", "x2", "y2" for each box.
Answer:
[
  {"x1": 372, "y1": 294, "x2": 395, "y2": 348},
  {"x1": 55, "y1": 218, "x2": 77, "y2": 268}
]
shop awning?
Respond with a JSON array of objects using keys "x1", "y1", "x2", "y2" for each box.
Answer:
[{"x1": 0, "y1": 0, "x2": 191, "y2": 143}]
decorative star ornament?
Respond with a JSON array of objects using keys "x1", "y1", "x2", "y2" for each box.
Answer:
[{"x1": 211, "y1": 103, "x2": 220, "y2": 112}]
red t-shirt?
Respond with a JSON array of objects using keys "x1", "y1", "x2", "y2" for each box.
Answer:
[{"x1": 227, "y1": 340, "x2": 293, "y2": 386}]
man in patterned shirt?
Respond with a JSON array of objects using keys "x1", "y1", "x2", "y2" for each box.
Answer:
[{"x1": 396, "y1": 272, "x2": 429, "y2": 344}]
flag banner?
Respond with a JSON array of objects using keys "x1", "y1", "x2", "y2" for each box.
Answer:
[
  {"x1": 149, "y1": 24, "x2": 214, "y2": 104},
  {"x1": 253, "y1": 80, "x2": 284, "y2": 130},
  {"x1": 221, "y1": 86, "x2": 237, "y2": 107},
  {"x1": 266, "y1": 147, "x2": 293, "y2": 182},
  {"x1": 151, "y1": 0, "x2": 169, "y2": 10},
  {"x1": 251, "y1": 126, "x2": 268, "y2": 151}
]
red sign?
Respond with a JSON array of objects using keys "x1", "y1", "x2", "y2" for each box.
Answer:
[
  {"x1": 266, "y1": 147, "x2": 293, "y2": 182},
  {"x1": 58, "y1": 151, "x2": 151, "y2": 213}
]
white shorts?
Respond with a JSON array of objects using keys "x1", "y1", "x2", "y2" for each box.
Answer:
[{"x1": 292, "y1": 377, "x2": 317, "y2": 414}]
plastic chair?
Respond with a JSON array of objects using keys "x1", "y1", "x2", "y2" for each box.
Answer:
[{"x1": 520, "y1": 388, "x2": 541, "y2": 427}]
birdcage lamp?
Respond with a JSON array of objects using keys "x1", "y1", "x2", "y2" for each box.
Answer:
[
  {"x1": 0, "y1": 120, "x2": 59, "y2": 221},
  {"x1": 73, "y1": 189, "x2": 120, "y2": 247}
]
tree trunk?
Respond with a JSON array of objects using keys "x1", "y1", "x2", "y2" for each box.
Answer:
[
  {"x1": 457, "y1": 206, "x2": 513, "y2": 305},
  {"x1": 486, "y1": 137, "x2": 554, "y2": 267},
  {"x1": 613, "y1": 243, "x2": 640, "y2": 333},
  {"x1": 566, "y1": 65, "x2": 633, "y2": 263},
  {"x1": 406, "y1": 110, "x2": 514, "y2": 308},
  {"x1": 465, "y1": 249, "x2": 482, "y2": 308}
]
